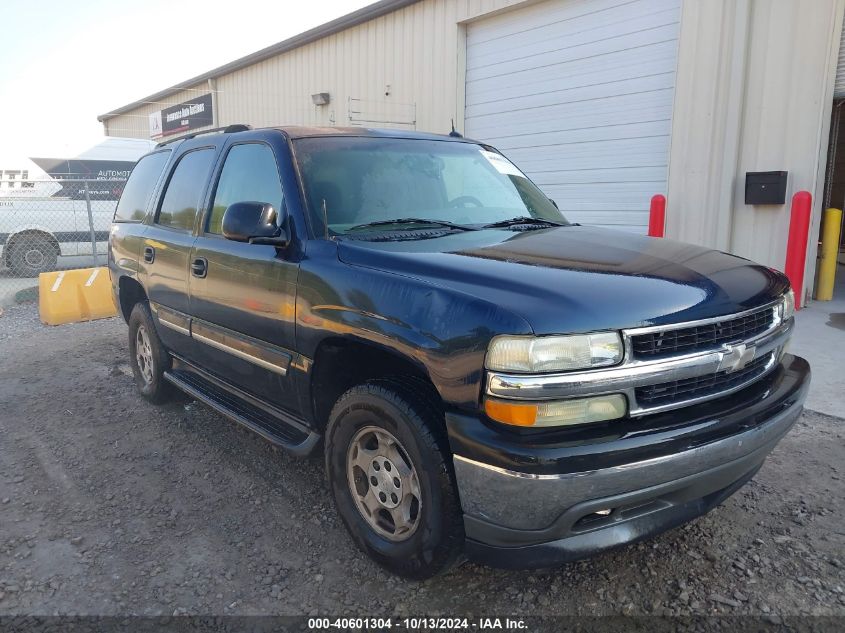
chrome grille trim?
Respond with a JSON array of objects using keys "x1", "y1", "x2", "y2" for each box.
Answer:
[
  {"x1": 620, "y1": 300, "x2": 781, "y2": 337},
  {"x1": 486, "y1": 302, "x2": 791, "y2": 416},
  {"x1": 634, "y1": 351, "x2": 777, "y2": 409},
  {"x1": 630, "y1": 306, "x2": 776, "y2": 359}
]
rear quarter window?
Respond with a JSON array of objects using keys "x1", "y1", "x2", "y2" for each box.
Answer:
[{"x1": 113, "y1": 151, "x2": 171, "y2": 223}]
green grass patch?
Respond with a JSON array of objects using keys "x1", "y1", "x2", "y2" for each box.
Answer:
[{"x1": 15, "y1": 286, "x2": 39, "y2": 304}]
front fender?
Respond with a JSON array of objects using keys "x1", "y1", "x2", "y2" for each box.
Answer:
[{"x1": 296, "y1": 241, "x2": 532, "y2": 410}]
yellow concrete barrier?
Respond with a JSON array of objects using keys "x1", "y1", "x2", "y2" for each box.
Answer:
[
  {"x1": 39, "y1": 267, "x2": 118, "y2": 326},
  {"x1": 816, "y1": 208, "x2": 842, "y2": 301}
]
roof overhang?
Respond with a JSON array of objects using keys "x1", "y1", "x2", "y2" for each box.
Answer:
[{"x1": 97, "y1": 0, "x2": 420, "y2": 122}]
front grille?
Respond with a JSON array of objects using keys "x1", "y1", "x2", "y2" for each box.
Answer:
[
  {"x1": 631, "y1": 307, "x2": 775, "y2": 359},
  {"x1": 635, "y1": 352, "x2": 774, "y2": 408}
]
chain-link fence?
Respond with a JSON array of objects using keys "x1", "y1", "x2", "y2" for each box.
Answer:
[{"x1": 0, "y1": 178, "x2": 124, "y2": 278}]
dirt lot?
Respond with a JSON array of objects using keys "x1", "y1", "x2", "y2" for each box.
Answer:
[{"x1": 0, "y1": 302, "x2": 843, "y2": 620}]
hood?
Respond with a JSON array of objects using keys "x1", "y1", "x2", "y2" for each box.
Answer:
[{"x1": 337, "y1": 226, "x2": 788, "y2": 335}]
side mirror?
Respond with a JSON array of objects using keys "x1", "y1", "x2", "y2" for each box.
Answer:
[{"x1": 222, "y1": 201, "x2": 288, "y2": 245}]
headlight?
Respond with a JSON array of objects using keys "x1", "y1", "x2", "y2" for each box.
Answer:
[
  {"x1": 484, "y1": 394, "x2": 627, "y2": 428},
  {"x1": 485, "y1": 332, "x2": 623, "y2": 373},
  {"x1": 780, "y1": 289, "x2": 795, "y2": 322}
]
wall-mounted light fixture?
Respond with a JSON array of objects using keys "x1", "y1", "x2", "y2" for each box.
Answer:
[{"x1": 311, "y1": 92, "x2": 331, "y2": 106}]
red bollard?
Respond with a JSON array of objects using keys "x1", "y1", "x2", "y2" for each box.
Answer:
[
  {"x1": 648, "y1": 194, "x2": 666, "y2": 237},
  {"x1": 784, "y1": 190, "x2": 812, "y2": 310}
]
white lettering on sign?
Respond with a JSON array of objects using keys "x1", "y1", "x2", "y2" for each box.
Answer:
[
  {"x1": 165, "y1": 102, "x2": 206, "y2": 123},
  {"x1": 97, "y1": 169, "x2": 131, "y2": 179}
]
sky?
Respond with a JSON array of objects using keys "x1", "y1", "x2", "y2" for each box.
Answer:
[{"x1": 0, "y1": 0, "x2": 372, "y2": 160}]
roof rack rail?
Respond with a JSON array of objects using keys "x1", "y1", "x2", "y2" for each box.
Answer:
[{"x1": 155, "y1": 123, "x2": 252, "y2": 148}]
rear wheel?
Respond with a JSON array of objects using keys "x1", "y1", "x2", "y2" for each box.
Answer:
[
  {"x1": 8, "y1": 235, "x2": 58, "y2": 277},
  {"x1": 128, "y1": 302, "x2": 173, "y2": 404},
  {"x1": 325, "y1": 380, "x2": 463, "y2": 579}
]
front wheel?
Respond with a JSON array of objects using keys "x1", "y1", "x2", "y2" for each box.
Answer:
[{"x1": 325, "y1": 380, "x2": 464, "y2": 579}]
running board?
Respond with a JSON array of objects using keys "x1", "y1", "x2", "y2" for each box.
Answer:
[{"x1": 164, "y1": 363, "x2": 319, "y2": 457}]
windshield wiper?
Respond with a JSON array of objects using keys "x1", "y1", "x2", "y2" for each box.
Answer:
[
  {"x1": 481, "y1": 216, "x2": 566, "y2": 229},
  {"x1": 347, "y1": 217, "x2": 476, "y2": 232}
]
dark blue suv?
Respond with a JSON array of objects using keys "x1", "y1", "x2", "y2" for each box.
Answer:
[{"x1": 109, "y1": 125, "x2": 809, "y2": 578}]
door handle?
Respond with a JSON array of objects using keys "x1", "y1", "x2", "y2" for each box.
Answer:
[
  {"x1": 191, "y1": 257, "x2": 208, "y2": 278},
  {"x1": 143, "y1": 246, "x2": 155, "y2": 263}
]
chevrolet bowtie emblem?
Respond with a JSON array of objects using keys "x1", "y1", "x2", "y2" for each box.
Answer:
[{"x1": 717, "y1": 342, "x2": 756, "y2": 373}]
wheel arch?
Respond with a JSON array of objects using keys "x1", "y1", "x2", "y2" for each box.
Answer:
[
  {"x1": 309, "y1": 337, "x2": 444, "y2": 434},
  {"x1": 117, "y1": 275, "x2": 148, "y2": 323}
]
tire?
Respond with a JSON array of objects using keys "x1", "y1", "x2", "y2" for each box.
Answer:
[
  {"x1": 7, "y1": 235, "x2": 58, "y2": 277},
  {"x1": 127, "y1": 302, "x2": 173, "y2": 404},
  {"x1": 325, "y1": 379, "x2": 464, "y2": 579}
]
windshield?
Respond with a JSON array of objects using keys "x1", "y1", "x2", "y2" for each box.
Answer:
[{"x1": 293, "y1": 137, "x2": 568, "y2": 236}]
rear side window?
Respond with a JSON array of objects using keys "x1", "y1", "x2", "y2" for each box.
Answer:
[
  {"x1": 207, "y1": 143, "x2": 283, "y2": 234},
  {"x1": 156, "y1": 148, "x2": 215, "y2": 231},
  {"x1": 113, "y1": 151, "x2": 170, "y2": 222}
]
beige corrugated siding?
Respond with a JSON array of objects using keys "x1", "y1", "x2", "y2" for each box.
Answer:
[
  {"x1": 103, "y1": 0, "x2": 526, "y2": 140},
  {"x1": 103, "y1": 0, "x2": 845, "y2": 300},
  {"x1": 666, "y1": 0, "x2": 845, "y2": 302},
  {"x1": 103, "y1": 83, "x2": 210, "y2": 138}
]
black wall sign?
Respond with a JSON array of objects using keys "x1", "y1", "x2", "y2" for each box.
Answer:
[
  {"x1": 30, "y1": 158, "x2": 137, "y2": 200},
  {"x1": 159, "y1": 93, "x2": 214, "y2": 137}
]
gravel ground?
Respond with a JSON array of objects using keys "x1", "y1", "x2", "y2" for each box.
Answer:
[{"x1": 0, "y1": 302, "x2": 843, "y2": 620}]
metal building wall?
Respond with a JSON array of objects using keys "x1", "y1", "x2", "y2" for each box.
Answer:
[
  {"x1": 102, "y1": 0, "x2": 845, "y2": 302},
  {"x1": 103, "y1": 83, "x2": 210, "y2": 139},
  {"x1": 666, "y1": 0, "x2": 845, "y2": 301},
  {"x1": 102, "y1": 0, "x2": 526, "y2": 140}
]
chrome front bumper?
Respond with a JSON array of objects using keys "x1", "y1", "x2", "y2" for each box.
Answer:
[
  {"x1": 486, "y1": 307, "x2": 793, "y2": 416},
  {"x1": 455, "y1": 391, "x2": 802, "y2": 532},
  {"x1": 449, "y1": 354, "x2": 810, "y2": 567}
]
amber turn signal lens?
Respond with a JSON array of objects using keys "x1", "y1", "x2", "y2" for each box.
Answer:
[
  {"x1": 484, "y1": 395, "x2": 627, "y2": 428},
  {"x1": 484, "y1": 399, "x2": 538, "y2": 426}
]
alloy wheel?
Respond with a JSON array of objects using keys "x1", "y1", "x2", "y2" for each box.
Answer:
[
  {"x1": 135, "y1": 325, "x2": 154, "y2": 384},
  {"x1": 346, "y1": 426, "x2": 422, "y2": 542}
]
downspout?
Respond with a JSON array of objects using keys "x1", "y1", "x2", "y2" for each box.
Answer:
[
  {"x1": 824, "y1": 100, "x2": 843, "y2": 209},
  {"x1": 208, "y1": 77, "x2": 219, "y2": 127}
]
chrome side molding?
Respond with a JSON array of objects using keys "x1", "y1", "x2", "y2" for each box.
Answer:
[
  {"x1": 150, "y1": 302, "x2": 291, "y2": 376},
  {"x1": 191, "y1": 321, "x2": 291, "y2": 376},
  {"x1": 155, "y1": 305, "x2": 191, "y2": 336}
]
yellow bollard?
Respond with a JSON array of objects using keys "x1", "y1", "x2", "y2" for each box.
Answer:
[
  {"x1": 38, "y1": 267, "x2": 118, "y2": 325},
  {"x1": 816, "y1": 208, "x2": 843, "y2": 301}
]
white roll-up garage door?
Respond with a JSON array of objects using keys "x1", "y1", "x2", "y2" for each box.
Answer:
[{"x1": 464, "y1": 0, "x2": 682, "y2": 233}]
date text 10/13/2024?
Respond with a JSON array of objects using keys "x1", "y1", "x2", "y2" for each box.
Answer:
[{"x1": 307, "y1": 618, "x2": 528, "y2": 630}]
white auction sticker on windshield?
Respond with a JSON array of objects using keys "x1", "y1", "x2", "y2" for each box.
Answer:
[{"x1": 479, "y1": 149, "x2": 524, "y2": 177}]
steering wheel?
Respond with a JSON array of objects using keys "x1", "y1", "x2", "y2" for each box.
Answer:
[{"x1": 448, "y1": 195, "x2": 483, "y2": 208}]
